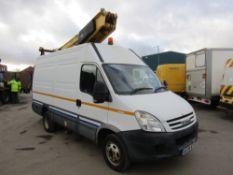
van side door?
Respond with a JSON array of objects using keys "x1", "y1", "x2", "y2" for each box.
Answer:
[{"x1": 77, "y1": 64, "x2": 108, "y2": 141}]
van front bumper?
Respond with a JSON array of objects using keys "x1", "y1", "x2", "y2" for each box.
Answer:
[{"x1": 119, "y1": 122, "x2": 198, "y2": 162}]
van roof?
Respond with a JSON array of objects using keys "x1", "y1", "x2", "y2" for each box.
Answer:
[{"x1": 36, "y1": 43, "x2": 145, "y2": 66}]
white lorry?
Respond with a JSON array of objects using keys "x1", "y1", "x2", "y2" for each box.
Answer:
[
  {"x1": 186, "y1": 48, "x2": 233, "y2": 106},
  {"x1": 32, "y1": 43, "x2": 198, "y2": 171}
]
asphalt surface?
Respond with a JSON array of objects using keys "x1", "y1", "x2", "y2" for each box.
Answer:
[{"x1": 0, "y1": 94, "x2": 233, "y2": 175}]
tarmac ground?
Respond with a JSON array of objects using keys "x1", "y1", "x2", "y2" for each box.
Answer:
[{"x1": 0, "y1": 93, "x2": 233, "y2": 175}]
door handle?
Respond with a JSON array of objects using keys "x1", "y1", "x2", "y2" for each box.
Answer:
[{"x1": 76, "y1": 99, "x2": 82, "y2": 107}]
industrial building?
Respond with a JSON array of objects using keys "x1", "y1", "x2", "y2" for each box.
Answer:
[{"x1": 142, "y1": 51, "x2": 186, "y2": 71}]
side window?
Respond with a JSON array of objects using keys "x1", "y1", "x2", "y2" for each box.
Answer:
[
  {"x1": 80, "y1": 65, "x2": 96, "y2": 94},
  {"x1": 80, "y1": 64, "x2": 106, "y2": 95}
]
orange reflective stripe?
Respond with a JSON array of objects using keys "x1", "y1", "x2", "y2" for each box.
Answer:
[
  {"x1": 33, "y1": 91, "x2": 134, "y2": 116},
  {"x1": 82, "y1": 101, "x2": 134, "y2": 116},
  {"x1": 33, "y1": 91, "x2": 76, "y2": 103}
]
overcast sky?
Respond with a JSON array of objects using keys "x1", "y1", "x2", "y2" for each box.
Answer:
[{"x1": 1, "y1": 0, "x2": 233, "y2": 68}]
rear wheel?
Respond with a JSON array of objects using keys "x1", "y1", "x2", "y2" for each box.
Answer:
[
  {"x1": 42, "y1": 111, "x2": 56, "y2": 132},
  {"x1": 211, "y1": 96, "x2": 220, "y2": 108},
  {"x1": 102, "y1": 134, "x2": 130, "y2": 172},
  {"x1": 0, "y1": 90, "x2": 10, "y2": 104}
]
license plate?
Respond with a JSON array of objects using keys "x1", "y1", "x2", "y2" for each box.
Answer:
[{"x1": 181, "y1": 145, "x2": 192, "y2": 156}]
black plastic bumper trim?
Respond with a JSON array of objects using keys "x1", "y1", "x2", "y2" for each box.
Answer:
[{"x1": 118, "y1": 122, "x2": 198, "y2": 162}]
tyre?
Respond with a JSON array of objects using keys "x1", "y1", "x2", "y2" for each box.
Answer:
[
  {"x1": 181, "y1": 92, "x2": 189, "y2": 100},
  {"x1": 102, "y1": 134, "x2": 131, "y2": 172},
  {"x1": 211, "y1": 96, "x2": 220, "y2": 108},
  {"x1": 0, "y1": 91, "x2": 10, "y2": 104},
  {"x1": 42, "y1": 111, "x2": 56, "y2": 132}
]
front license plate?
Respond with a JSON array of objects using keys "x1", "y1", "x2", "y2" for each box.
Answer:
[{"x1": 181, "y1": 145, "x2": 192, "y2": 156}]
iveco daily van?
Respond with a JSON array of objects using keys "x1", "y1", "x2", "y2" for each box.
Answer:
[{"x1": 32, "y1": 43, "x2": 198, "y2": 171}]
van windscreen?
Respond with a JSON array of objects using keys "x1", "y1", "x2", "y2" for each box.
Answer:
[{"x1": 103, "y1": 64, "x2": 165, "y2": 95}]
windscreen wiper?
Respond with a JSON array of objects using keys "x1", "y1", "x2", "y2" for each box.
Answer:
[
  {"x1": 131, "y1": 87, "x2": 153, "y2": 94},
  {"x1": 154, "y1": 86, "x2": 166, "y2": 93}
]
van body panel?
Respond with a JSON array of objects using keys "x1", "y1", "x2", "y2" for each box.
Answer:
[
  {"x1": 156, "y1": 64, "x2": 185, "y2": 93},
  {"x1": 115, "y1": 91, "x2": 195, "y2": 132},
  {"x1": 107, "y1": 95, "x2": 141, "y2": 131},
  {"x1": 186, "y1": 48, "x2": 233, "y2": 103},
  {"x1": 186, "y1": 49, "x2": 206, "y2": 97},
  {"x1": 186, "y1": 69, "x2": 206, "y2": 96},
  {"x1": 211, "y1": 51, "x2": 233, "y2": 95}
]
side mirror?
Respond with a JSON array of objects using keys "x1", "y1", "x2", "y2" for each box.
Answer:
[
  {"x1": 163, "y1": 80, "x2": 168, "y2": 88},
  {"x1": 93, "y1": 81, "x2": 109, "y2": 103}
]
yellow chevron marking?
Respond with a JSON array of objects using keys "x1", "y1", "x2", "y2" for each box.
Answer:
[
  {"x1": 226, "y1": 86, "x2": 233, "y2": 95},
  {"x1": 221, "y1": 85, "x2": 229, "y2": 95},
  {"x1": 226, "y1": 59, "x2": 233, "y2": 68}
]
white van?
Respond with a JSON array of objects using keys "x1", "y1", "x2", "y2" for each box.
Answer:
[{"x1": 32, "y1": 43, "x2": 198, "y2": 171}]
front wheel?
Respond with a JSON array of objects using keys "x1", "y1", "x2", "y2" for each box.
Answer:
[{"x1": 102, "y1": 134, "x2": 131, "y2": 172}]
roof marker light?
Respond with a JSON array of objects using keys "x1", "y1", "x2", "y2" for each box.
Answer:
[{"x1": 108, "y1": 37, "x2": 113, "y2": 45}]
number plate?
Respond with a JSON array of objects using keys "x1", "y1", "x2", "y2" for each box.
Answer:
[{"x1": 181, "y1": 145, "x2": 192, "y2": 156}]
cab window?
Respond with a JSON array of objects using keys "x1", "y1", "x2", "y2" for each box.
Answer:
[{"x1": 80, "y1": 64, "x2": 105, "y2": 95}]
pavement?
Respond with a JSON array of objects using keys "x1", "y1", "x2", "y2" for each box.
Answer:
[{"x1": 0, "y1": 93, "x2": 233, "y2": 175}]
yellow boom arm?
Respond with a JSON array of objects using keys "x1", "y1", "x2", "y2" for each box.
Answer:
[{"x1": 39, "y1": 8, "x2": 117, "y2": 55}]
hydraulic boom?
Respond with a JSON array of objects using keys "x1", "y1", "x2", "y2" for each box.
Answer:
[{"x1": 39, "y1": 8, "x2": 117, "y2": 55}]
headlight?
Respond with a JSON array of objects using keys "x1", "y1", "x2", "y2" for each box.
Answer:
[{"x1": 135, "y1": 111, "x2": 166, "y2": 132}]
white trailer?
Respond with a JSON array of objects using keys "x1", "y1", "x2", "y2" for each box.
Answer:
[{"x1": 186, "y1": 48, "x2": 233, "y2": 106}]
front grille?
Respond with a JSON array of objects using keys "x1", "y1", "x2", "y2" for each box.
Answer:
[{"x1": 167, "y1": 112, "x2": 195, "y2": 131}]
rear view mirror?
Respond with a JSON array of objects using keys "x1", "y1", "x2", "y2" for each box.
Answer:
[
  {"x1": 163, "y1": 80, "x2": 168, "y2": 88},
  {"x1": 93, "y1": 82, "x2": 109, "y2": 103}
]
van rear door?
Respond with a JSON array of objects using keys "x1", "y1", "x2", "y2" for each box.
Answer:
[{"x1": 186, "y1": 50, "x2": 206, "y2": 96}]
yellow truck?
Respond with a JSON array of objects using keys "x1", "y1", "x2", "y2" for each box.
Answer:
[
  {"x1": 156, "y1": 64, "x2": 185, "y2": 94},
  {"x1": 220, "y1": 58, "x2": 233, "y2": 110}
]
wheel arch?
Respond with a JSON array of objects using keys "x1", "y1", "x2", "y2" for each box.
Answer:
[
  {"x1": 96, "y1": 126, "x2": 120, "y2": 146},
  {"x1": 41, "y1": 104, "x2": 49, "y2": 115}
]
